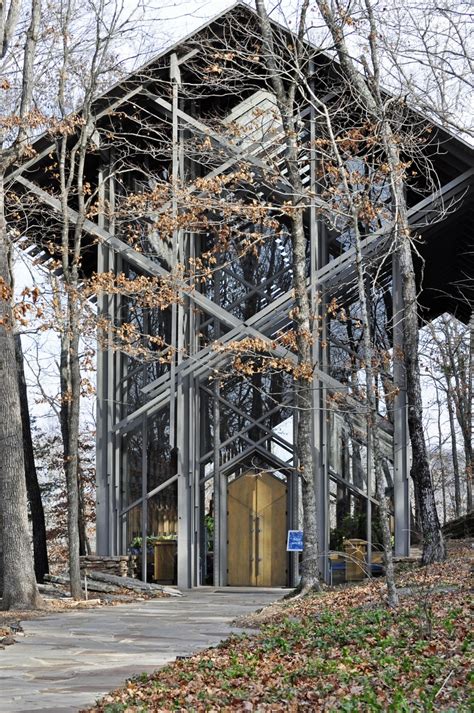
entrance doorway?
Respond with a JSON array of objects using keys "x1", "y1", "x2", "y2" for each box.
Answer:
[{"x1": 227, "y1": 472, "x2": 287, "y2": 586}]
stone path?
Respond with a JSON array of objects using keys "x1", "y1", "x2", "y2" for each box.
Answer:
[{"x1": 0, "y1": 588, "x2": 287, "y2": 713}]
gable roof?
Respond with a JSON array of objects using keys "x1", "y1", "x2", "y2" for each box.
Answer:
[{"x1": 9, "y1": 0, "x2": 474, "y2": 322}]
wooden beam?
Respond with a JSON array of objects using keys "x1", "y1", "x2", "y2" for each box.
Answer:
[
  {"x1": 14, "y1": 173, "x2": 242, "y2": 331},
  {"x1": 7, "y1": 84, "x2": 145, "y2": 183},
  {"x1": 408, "y1": 167, "x2": 474, "y2": 227}
]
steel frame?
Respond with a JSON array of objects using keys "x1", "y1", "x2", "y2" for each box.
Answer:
[{"x1": 14, "y1": 37, "x2": 472, "y2": 590}]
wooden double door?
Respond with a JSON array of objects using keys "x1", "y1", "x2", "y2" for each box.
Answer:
[{"x1": 227, "y1": 472, "x2": 287, "y2": 587}]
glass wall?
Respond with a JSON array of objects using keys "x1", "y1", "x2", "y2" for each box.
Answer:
[
  {"x1": 119, "y1": 405, "x2": 178, "y2": 582},
  {"x1": 121, "y1": 424, "x2": 142, "y2": 509},
  {"x1": 329, "y1": 480, "x2": 367, "y2": 552},
  {"x1": 147, "y1": 407, "x2": 174, "y2": 493},
  {"x1": 121, "y1": 503, "x2": 142, "y2": 567},
  {"x1": 147, "y1": 482, "x2": 178, "y2": 584},
  {"x1": 199, "y1": 226, "x2": 293, "y2": 323},
  {"x1": 117, "y1": 262, "x2": 173, "y2": 418}
]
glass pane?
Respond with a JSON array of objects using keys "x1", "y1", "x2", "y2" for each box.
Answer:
[
  {"x1": 147, "y1": 482, "x2": 178, "y2": 585},
  {"x1": 147, "y1": 481, "x2": 178, "y2": 539},
  {"x1": 329, "y1": 479, "x2": 367, "y2": 551},
  {"x1": 121, "y1": 424, "x2": 143, "y2": 508},
  {"x1": 199, "y1": 227, "x2": 293, "y2": 320},
  {"x1": 117, "y1": 262, "x2": 173, "y2": 417},
  {"x1": 200, "y1": 477, "x2": 214, "y2": 585},
  {"x1": 123, "y1": 364, "x2": 146, "y2": 415},
  {"x1": 147, "y1": 408, "x2": 174, "y2": 494},
  {"x1": 122, "y1": 503, "x2": 142, "y2": 556},
  {"x1": 353, "y1": 442, "x2": 368, "y2": 494},
  {"x1": 199, "y1": 388, "x2": 214, "y2": 456}
]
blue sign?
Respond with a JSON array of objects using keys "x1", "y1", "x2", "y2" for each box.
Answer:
[{"x1": 287, "y1": 530, "x2": 304, "y2": 552}]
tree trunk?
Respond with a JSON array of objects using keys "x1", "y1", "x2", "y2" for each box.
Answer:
[
  {"x1": 441, "y1": 315, "x2": 472, "y2": 513},
  {"x1": 78, "y1": 470, "x2": 91, "y2": 556},
  {"x1": 293, "y1": 210, "x2": 321, "y2": 593},
  {"x1": 14, "y1": 334, "x2": 49, "y2": 582},
  {"x1": 352, "y1": 216, "x2": 398, "y2": 607},
  {"x1": 59, "y1": 315, "x2": 83, "y2": 599},
  {"x1": 314, "y1": 0, "x2": 445, "y2": 565},
  {"x1": 445, "y1": 380, "x2": 461, "y2": 517},
  {"x1": 255, "y1": 0, "x2": 320, "y2": 593},
  {"x1": 0, "y1": 174, "x2": 41, "y2": 609},
  {"x1": 435, "y1": 385, "x2": 448, "y2": 525},
  {"x1": 309, "y1": 73, "x2": 399, "y2": 604},
  {"x1": 397, "y1": 232, "x2": 445, "y2": 564}
]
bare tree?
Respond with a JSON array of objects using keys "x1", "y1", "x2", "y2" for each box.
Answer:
[
  {"x1": 15, "y1": 334, "x2": 49, "y2": 582},
  {"x1": 173, "y1": 1, "x2": 404, "y2": 594},
  {"x1": 371, "y1": 0, "x2": 473, "y2": 137},
  {"x1": 304, "y1": 90, "x2": 399, "y2": 603},
  {"x1": 0, "y1": 0, "x2": 42, "y2": 609},
  {"x1": 3, "y1": 0, "x2": 147, "y2": 599},
  {"x1": 426, "y1": 315, "x2": 472, "y2": 514},
  {"x1": 256, "y1": 0, "x2": 398, "y2": 606},
  {"x1": 254, "y1": 0, "x2": 321, "y2": 594},
  {"x1": 5, "y1": 0, "x2": 172, "y2": 598},
  {"x1": 48, "y1": 0, "x2": 147, "y2": 598},
  {"x1": 311, "y1": 0, "x2": 446, "y2": 564}
]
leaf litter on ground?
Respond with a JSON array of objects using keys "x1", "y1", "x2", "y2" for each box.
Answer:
[{"x1": 82, "y1": 540, "x2": 473, "y2": 712}]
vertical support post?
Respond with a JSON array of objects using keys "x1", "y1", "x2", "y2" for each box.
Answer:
[
  {"x1": 107, "y1": 162, "x2": 118, "y2": 555},
  {"x1": 96, "y1": 158, "x2": 116, "y2": 556},
  {"x1": 188, "y1": 221, "x2": 199, "y2": 586},
  {"x1": 95, "y1": 230, "x2": 109, "y2": 554},
  {"x1": 317, "y1": 227, "x2": 330, "y2": 583},
  {"x1": 169, "y1": 52, "x2": 179, "y2": 449},
  {"x1": 170, "y1": 53, "x2": 192, "y2": 588},
  {"x1": 198, "y1": 390, "x2": 207, "y2": 585},
  {"x1": 392, "y1": 254, "x2": 410, "y2": 556},
  {"x1": 213, "y1": 382, "x2": 226, "y2": 586},
  {"x1": 141, "y1": 418, "x2": 148, "y2": 582},
  {"x1": 211, "y1": 234, "x2": 226, "y2": 586},
  {"x1": 176, "y1": 366, "x2": 191, "y2": 588},
  {"x1": 114, "y1": 250, "x2": 124, "y2": 557},
  {"x1": 191, "y1": 377, "x2": 199, "y2": 586},
  {"x1": 309, "y1": 82, "x2": 329, "y2": 582}
]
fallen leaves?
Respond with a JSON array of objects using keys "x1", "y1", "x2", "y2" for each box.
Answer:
[{"x1": 82, "y1": 542, "x2": 472, "y2": 712}]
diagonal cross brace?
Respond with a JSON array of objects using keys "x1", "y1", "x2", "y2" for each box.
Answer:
[
  {"x1": 16, "y1": 168, "x2": 465, "y2": 436},
  {"x1": 13, "y1": 174, "x2": 242, "y2": 333},
  {"x1": 13, "y1": 172, "x2": 390, "y2": 433}
]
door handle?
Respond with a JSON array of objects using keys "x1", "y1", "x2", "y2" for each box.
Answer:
[
  {"x1": 255, "y1": 516, "x2": 260, "y2": 577},
  {"x1": 249, "y1": 513, "x2": 254, "y2": 563}
]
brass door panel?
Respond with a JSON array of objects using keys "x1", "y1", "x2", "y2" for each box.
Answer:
[
  {"x1": 227, "y1": 473, "x2": 253, "y2": 586},
  {"x1": 227, "y1": 472, "x2": 287, "y2": 586}
]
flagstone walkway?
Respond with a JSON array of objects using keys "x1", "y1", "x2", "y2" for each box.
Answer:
[{"x1": 0, "y1": 588, "x2": 288, "y2": 713}]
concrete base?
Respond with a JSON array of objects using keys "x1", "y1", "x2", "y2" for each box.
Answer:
[{"x1": 0, "y1": 588, "x2": 289, "y2": 713}]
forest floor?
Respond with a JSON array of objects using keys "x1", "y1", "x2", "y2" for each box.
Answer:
[{"x1": 83, "y1": 540, "x2": 473, "y2": 712}]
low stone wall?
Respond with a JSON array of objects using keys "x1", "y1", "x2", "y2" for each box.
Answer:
[{"x1": 80, "y1": 555, "x2": 133, "y2": 578}]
